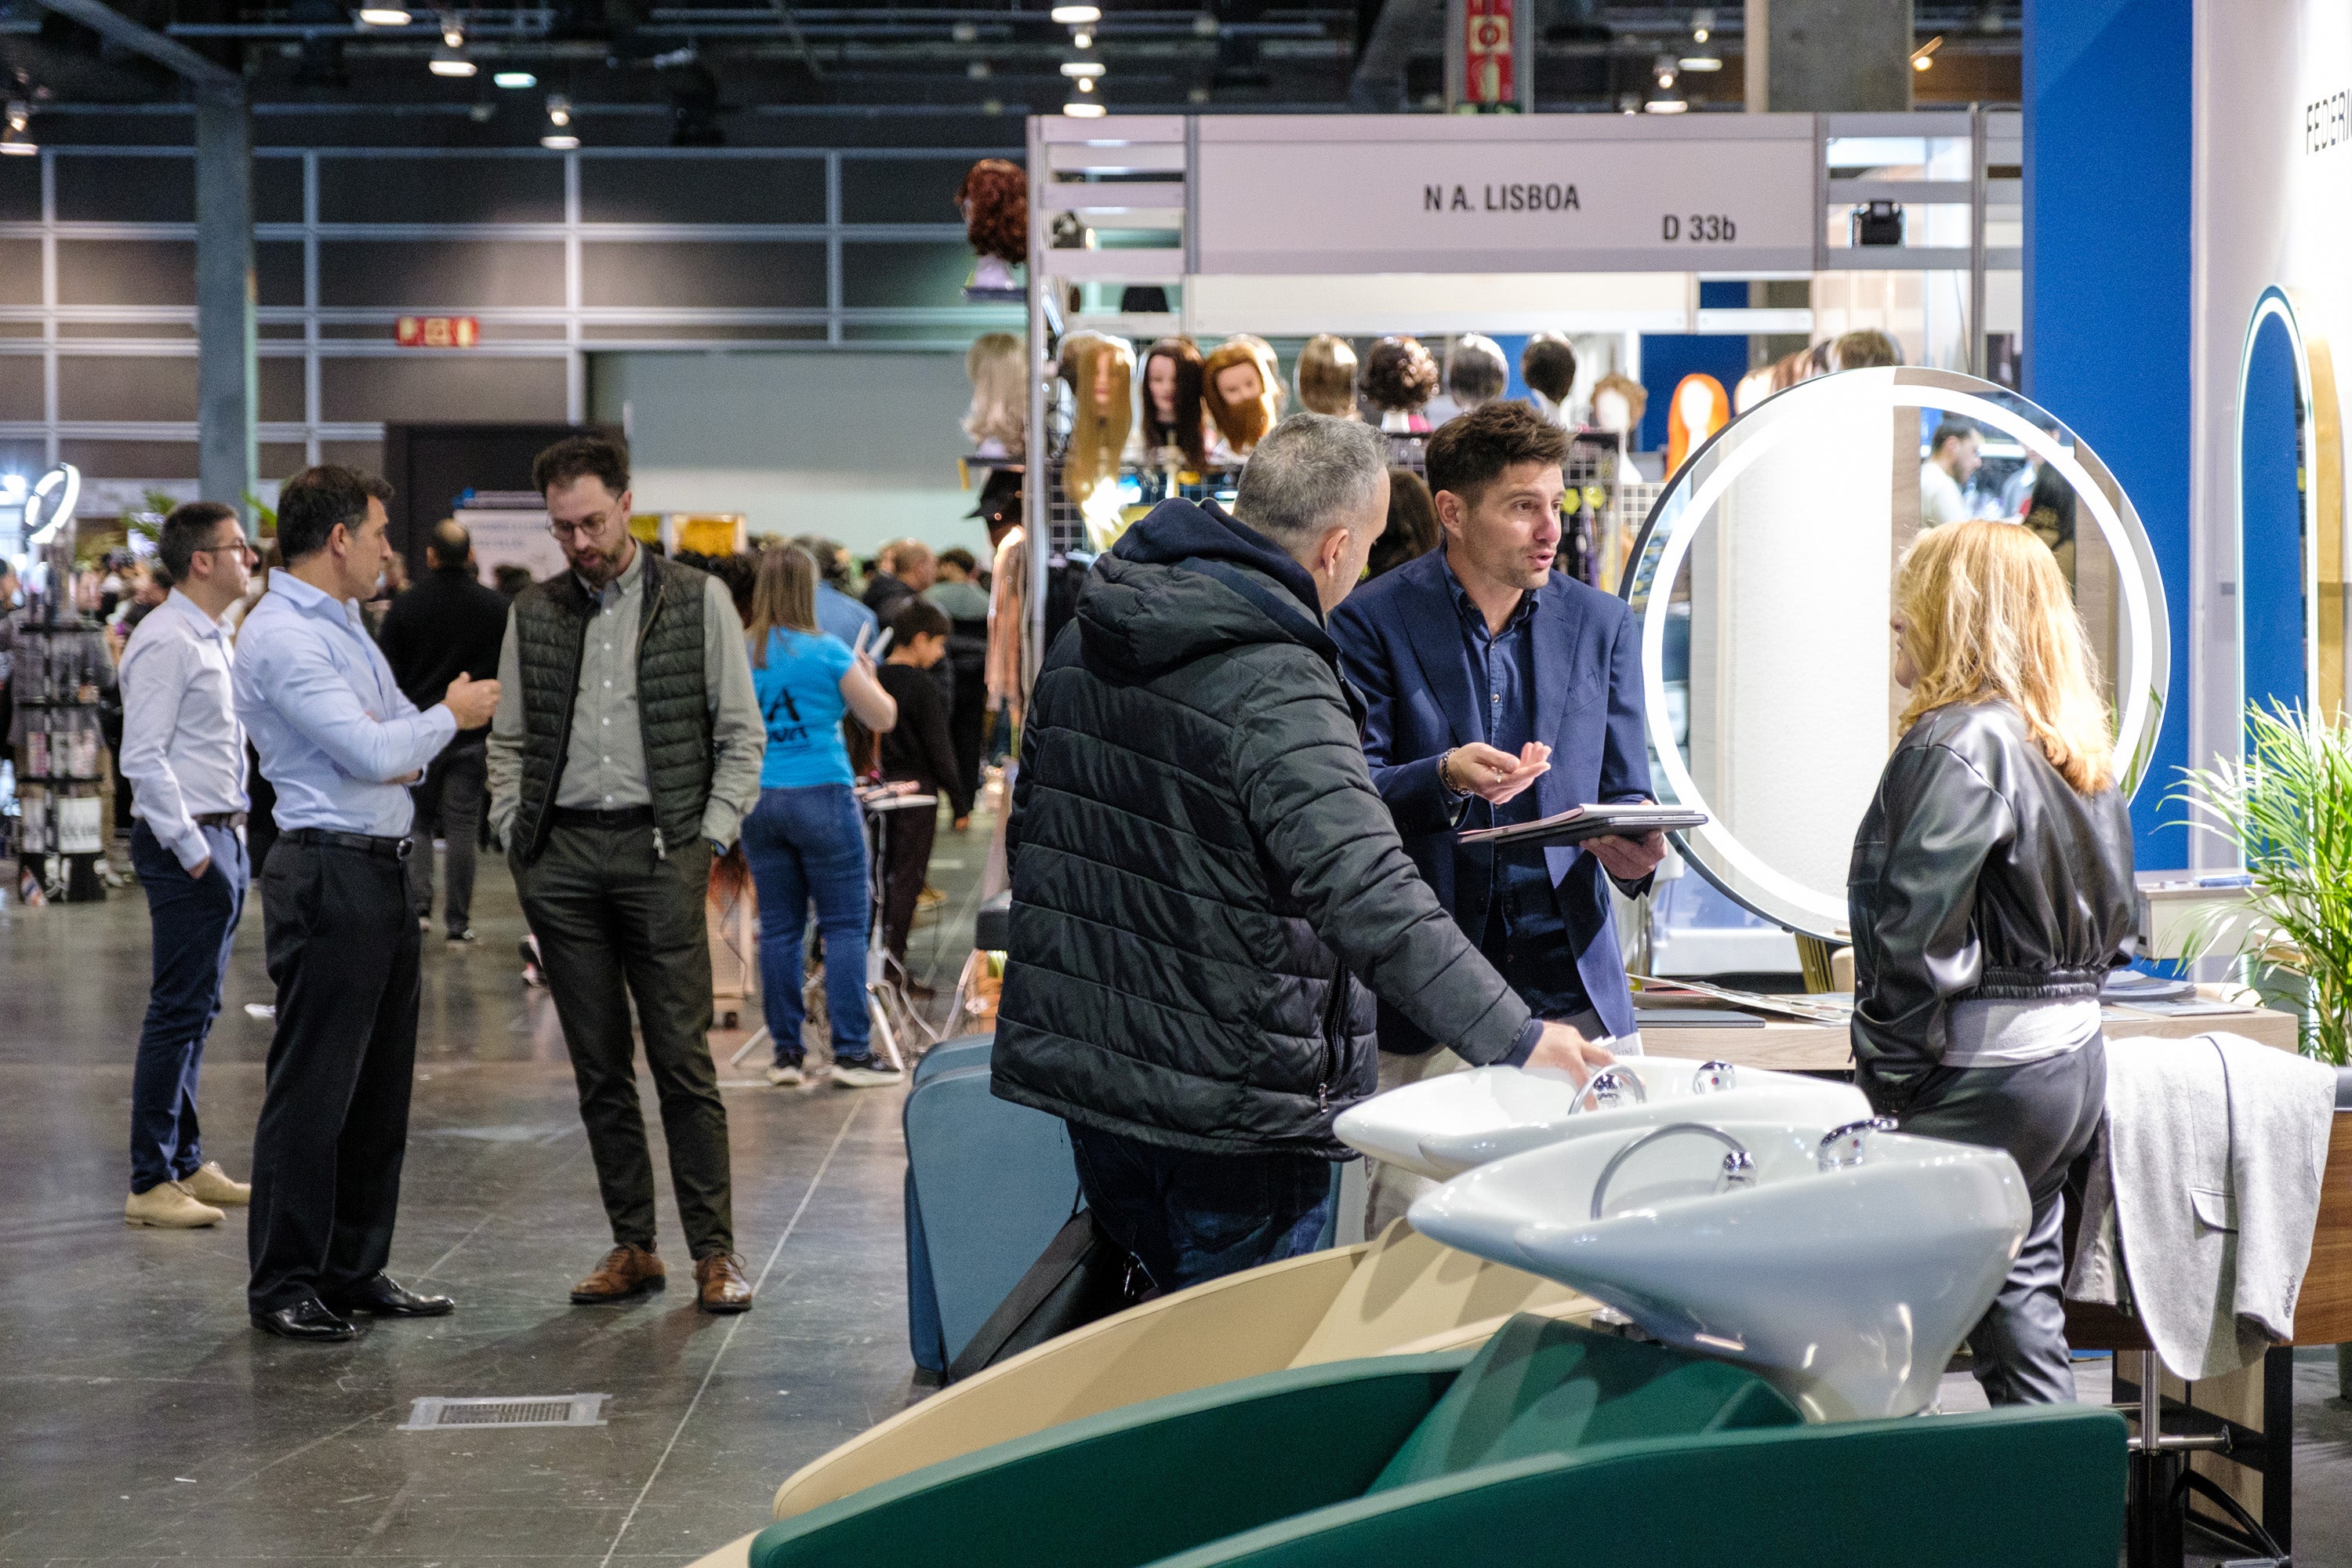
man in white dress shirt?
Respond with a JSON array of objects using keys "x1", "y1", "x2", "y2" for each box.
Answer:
[
  {"x1": 1920, "y1": 419, "x2": 1980, "y2": 527},
  {"x1": 118, "y1": 503, "x2": 259, "y2": 1229},
  {"x1": 234, "y1": 466, "x2": 499, "y2": 1342}
]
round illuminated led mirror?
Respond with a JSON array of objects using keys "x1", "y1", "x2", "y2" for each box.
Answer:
[{"x1": 1620, "y1": 366, "x2": 2170, "y2": 942}]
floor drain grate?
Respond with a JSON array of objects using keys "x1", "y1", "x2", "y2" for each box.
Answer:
[{"x1": 401, "y1": 1394, "x2": 609, "y2": 1432}]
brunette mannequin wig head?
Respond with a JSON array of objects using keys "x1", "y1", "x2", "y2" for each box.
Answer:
[
  {"x1": 1294, "y1": 334, "x2": 1361, "y2": 419},
  {"x1": 1139, "y1": 336, "x2": 1207, "y2": 468},
  {"x1": 1201, "y1": 334, "x2": 1285, "y2": 458},
  {"x1": 963, "y1": 332, "x2": 1028, "y2": 458},
  {"x1": 1519, "y1": 332, "x2": 1579, "y2": 406},
  {"x1": 1058, "y1": 329, "x2": 1135, "y2": 510},
  {"x1": 1443, "y1": 334, "x2": 1510, "y2": 410},
  {"x1": 1361, "y1": 336, "x2": 1441, "y2": 416},
  {"x1": 956, "y1": 158, "x2": 1028, "y2": 267}
]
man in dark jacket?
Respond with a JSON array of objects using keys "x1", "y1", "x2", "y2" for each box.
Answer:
[
  {"x1": 862, "y1": 539, "x2": 933, "y2": 626},
  {"x1": 378, "y1": 519, "x2": 512, "y2": 942},
  {"x1": 993, "y1": 413, "x2": 1612, "y2": 1292}
]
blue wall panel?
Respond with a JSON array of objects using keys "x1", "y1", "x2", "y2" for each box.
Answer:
[
  {"x1": 2025, "y1": 0, "x2": 2195, "y2": 869},
  {"x1": 2239, "y1": 315, "x2": 2307, "y2": 728},
  {"x1": 1636, "y1": 333, "x2": 1752, "y2": 456}
]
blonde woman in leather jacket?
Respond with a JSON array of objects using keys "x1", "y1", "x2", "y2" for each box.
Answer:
[{"x1": 1849, "y1": 519, "x2": 2137, "y2": 1405}]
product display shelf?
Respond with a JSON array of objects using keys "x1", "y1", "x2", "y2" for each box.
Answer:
[{"x1": 9, "y1": 615, "x2": 111, "y2": 903}]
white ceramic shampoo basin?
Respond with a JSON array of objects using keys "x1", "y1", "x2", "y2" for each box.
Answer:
[
  {"x1": 1406, "y1": 1118, "x2": 2029, "y2": 1421},
  {"x1": 1334, "y1": 1058, "x2": 1871, "y2": 1181}
]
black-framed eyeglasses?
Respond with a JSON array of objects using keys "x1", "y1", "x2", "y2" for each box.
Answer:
[
  {"x1": 548, "y1": 514, "x2": 619, "y2": 542},
  {"x1": 193, "y1": 539, "x2": 259, "y2": 561}
]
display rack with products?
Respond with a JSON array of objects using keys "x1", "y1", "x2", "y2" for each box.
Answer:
[{"x1": 9, "y1": 463, "x2": 107, "y2": 903}]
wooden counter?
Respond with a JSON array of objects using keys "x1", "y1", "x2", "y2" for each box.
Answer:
[{"x1": 1635, "y1": 985, "x2": 2299, "y2": 1073}]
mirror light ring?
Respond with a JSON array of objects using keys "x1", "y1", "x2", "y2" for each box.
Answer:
[{"x1": 1627, "y1": 368, "x2": 2165, "y2": 938}]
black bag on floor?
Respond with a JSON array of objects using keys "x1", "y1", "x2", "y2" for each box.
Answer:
[{"x1": 944, "y1": 1207, "x2": 1147, "y2": 1383}]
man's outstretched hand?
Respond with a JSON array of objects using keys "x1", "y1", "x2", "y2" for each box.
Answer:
[
  {"x1": 1443, "y1": 741, "x2": 1550, "y2": 805},
  {"x1": 1523, "y1": 1020, "x2": 1616, "y2": 1084}
]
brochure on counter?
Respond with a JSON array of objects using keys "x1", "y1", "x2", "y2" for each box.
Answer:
[{"x1": 1459, "y1": 801, "x2": 1709, "y2": 851}]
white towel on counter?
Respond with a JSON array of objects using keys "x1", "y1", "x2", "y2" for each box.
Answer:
[{"x1": 2066, "y1": 1032, "x2": 2335, "y2": 1380}]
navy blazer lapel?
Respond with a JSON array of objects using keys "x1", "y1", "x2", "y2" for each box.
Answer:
[
  {"x1": 1398, "y1": 555, "x2": 1479, "y2": 750},
  {"x1": 1530, "y1": 573, "x2": 1589, "y2": 822}
]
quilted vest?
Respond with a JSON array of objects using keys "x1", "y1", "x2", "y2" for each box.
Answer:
[{"x1": 509, "y1": 550, "x2": 713, "y2": 864}]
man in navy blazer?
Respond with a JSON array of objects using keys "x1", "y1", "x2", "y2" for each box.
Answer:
[{"x1": 1331, "y1": 403, "x2": 1664, "y2": 1135}]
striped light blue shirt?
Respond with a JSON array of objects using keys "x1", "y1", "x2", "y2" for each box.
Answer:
[{"x1": 233, "y1": 569, "x2": 456, "y2": 837}]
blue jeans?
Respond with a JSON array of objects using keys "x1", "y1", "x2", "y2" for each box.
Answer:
[
  {"x1": 741, "y1": 783, "x2": 873, "y2": 1065},
  {"x1": 129, "y1": 818, "x2": 248, "y2": 1192},
  {"x1": 1067, "y1": 1122, "x2": 1334, "y2": 1294}
]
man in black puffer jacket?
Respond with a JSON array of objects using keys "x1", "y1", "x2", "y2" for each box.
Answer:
[{"x1": 993, "y1": 414, "x2": 1613, "y2": 1291}]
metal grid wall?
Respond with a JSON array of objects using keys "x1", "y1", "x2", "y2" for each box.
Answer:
[{"x1": 0, "y1": 143, "x2": 1025, "y2": 477}]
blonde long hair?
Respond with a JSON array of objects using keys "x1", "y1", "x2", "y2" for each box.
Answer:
[
  {"x1": 1895, "y1": 520, "x2": 2114, "y2": 795},
  {"x1": 746, "y1": 543, "x2": 821, "y2": 669}
]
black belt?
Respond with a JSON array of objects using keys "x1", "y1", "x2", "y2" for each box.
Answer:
[
  {"x1": 194, "y1": 811, "x2": 248, "y2": 829},
  {"x1": 284, "y1": 827, "x2": 411, "y2": 860},
  {"x1": 549, "y1": 805, "x2": 656, "y2": 829}
]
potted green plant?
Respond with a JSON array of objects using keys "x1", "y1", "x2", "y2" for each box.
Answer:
[{"x1": 2173, "y1": 701, "x2": 2352, "y2": 1396}]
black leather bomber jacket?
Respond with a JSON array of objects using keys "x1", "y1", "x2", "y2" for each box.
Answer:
[{"x1": 1847, "y1": 699, "x2": 2138, "y2": 1100}]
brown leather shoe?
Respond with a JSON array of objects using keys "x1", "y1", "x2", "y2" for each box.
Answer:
[
  {"x1": 695, "y1": 1252, "x2": 754, "y2": 1314},
  {"x1": 570, "y1": 1244, "x2": 666, "y2": 1305}
]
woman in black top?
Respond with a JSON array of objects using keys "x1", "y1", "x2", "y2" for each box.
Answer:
[{"x1": 1849, "y1": 519, "x2": 2136, "y2": 1406}]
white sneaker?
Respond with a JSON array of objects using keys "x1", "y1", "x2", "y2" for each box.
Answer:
[
  {"x1": 125, "y1": 1181, "x2": 225, "y2": 1229},
  {"x1": 830, "y1": 1061, "x2": 906, "y2": 1089},
  {"x1": 183, "y1": 1160, "x2": 251, "y2": 1207},
  {"x1": 766, "y1": 1064, "x2": 804, "y2": 1087}
]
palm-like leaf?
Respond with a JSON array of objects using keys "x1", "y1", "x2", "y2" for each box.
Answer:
[{"x1": 2170, "y1": 702, "x2": 2352, "y2": 1065}]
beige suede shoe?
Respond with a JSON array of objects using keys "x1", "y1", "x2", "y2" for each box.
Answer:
[
  {"x1": 125, "y1": 1181, "x2": 225, "y2": 1229},
  {"x1": 183, "y1": 1161, "x2": 251, "y2": 1207}
]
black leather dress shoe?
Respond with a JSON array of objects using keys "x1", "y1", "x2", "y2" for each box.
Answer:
[
  {"x1": 326, "y1": 1272, "x2": 455, "y2": 1317},
  {"x1": 251, "y1": 1298, "x2": 360, "y2": 1342}
]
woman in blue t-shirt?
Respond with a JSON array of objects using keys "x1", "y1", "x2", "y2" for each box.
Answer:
[{"x1": 742, "y1": 545, "x2": 900, "y2": 1087}]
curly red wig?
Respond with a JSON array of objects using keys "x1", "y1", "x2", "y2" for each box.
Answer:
[{"x1": 956, "y1": 158, "x2": 1028, "y2": 267}]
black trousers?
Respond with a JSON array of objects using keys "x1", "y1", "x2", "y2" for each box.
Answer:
[
  {"x1": 1865, "y1": 1035, "x2": 2107, "y2": 1405},
  {"x1": 879, "y1": 798, "x2": 936, "y2": 967},
  {"x1": 514, "y1": 821, "x2": 734, "y2": 1258},
  {"x1": 246, "y1": 837, "x2": 422, "y2": 1314},
  {"x1": 947, "y1": 666, "x2": 987, "y2": 813},
  {"x1": 408, "y1": 740, "x2": 487, "y2": 935}
]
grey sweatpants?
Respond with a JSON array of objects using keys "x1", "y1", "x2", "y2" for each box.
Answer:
[{"x1": 1866, "y1": 1036, "x2": 2107, "y2": 1405}]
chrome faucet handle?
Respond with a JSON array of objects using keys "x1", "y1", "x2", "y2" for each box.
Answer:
[
  {"x1": 1590, "y1": 1122, "x2": 1756, "y2": 1221},
  {"x1": 1570, "y1": 1063, "x2": 1650, "y2": 1114},
  {"x1": 1817, "y1": 1116, "x2": 1900, "y2": 1171},
  {"x1": 1690, "y1": 1060, "x2": 1737, "y2": 1094}
]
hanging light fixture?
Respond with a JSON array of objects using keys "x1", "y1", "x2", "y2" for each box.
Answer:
[
  {"x1": 1060, "y1": 60, "x2": 1105, "y2": 78},
  {"x1": 1911, "y1": 34, "x2": 1942, "y2": 71},
  {"x1": 546, "y1": 93, "x2": 571, "y2": 127},
  {"x1": 440, "y1": 11, "x2": 464, "y2": 46},
  {"x1": 1679, "y1": 6, "x2": 1722, "y2": 71},
  {"x1": 355, "y1": 5, "x2": 412, "y2": 23},
  {"x1": 493, "y1": 69, "x2": 535, "y2": 88},
  {"x1": 0, "y1": 101, "x2": 34, "y2": 156},
  {"x1": 1049, "y1": 5, "x2": 1100, "y2": 21},
  {"x1": 541, "y1": 133, "x2": 579, "y2": 149},
  {"x1": 1643, "y1": 54, "x2": 1686, "y2": 113},
  {"x1": 1062, "y1": 100, "x2": 1107, "y2": 118},
  {"x1": 429, "y1": 45, "x2": 477, "y2": 75}
]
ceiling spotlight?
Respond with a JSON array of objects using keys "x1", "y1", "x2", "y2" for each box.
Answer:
[
  {"x1": 540, "y1": 133, "x2": 579, "y2": 150},
  {"x1": 1645, "y1": 60, "x2": 1686, "y2": 112},
  {"x1": 982, "y1": 96, "x2": 1004, "y2": 114},
  {"x1": 546, "y1": 93, "x2": 570, "y2": 126},
  {"x1": 1911, "y1": 34, "x2": 1941, "y2": 70},
  {"x1": 1059, "y1": 60, "x2": 1105, "y2": 77},
  {"x1": 355, "y1": 5, "x2": 412, "y2": 23},
  {"x1": 1072, "y1": 28, "x2": 1091, "y2": 46},
  {"x1": 492, "y1": 69, "x2": 535, "y2": 87},
  {"x1": 1192, "y1": 11, "x2": 1218, "y2": 34},
  {"x1": 429, "y1": 45, "x2": 476, "y2": 75},
  {"x1": 1691, "y1": 6, "x2": 1715, "y2": 42},
  {"x1": 950, "y1": 20, "x2": 978, "y2": 41},
  {"x1": 1050, "y1": 5, "x2": 1100, "y2": 22},
  {"x1": 967, "y1": 59, "x2": 990, "y2": 78},
  {"x1": 1062, "y1": 100, "x2": 1106, "y2": 118},
  {"x1": 1076, "y1": 75, "x2": 1094, "y2": 90},
  {"x1": 439, "y1": 12, "x2": 463, "y2": 45},
  {"x1": 1187, "y1": 84, "x2": 1210, "y2": 103}
]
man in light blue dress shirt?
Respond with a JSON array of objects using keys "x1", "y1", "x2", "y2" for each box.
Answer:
[
  {"x1": 233, "y1": 466, "x2": 501, "y2": 1343},
  {"x1": 118, "y1": 503, "x2": 259, "y2": 1231}
]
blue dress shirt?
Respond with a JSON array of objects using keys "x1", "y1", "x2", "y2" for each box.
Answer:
[
  {"x1": 233, "y1": 570, "x2": 456, "y2": 837},
  {"x1": 1441, "y1": 556, "x2": 1594, "y2": 1022},
  {"x1": 817, "y1": 583, "x2": 878, "y2": 650}
]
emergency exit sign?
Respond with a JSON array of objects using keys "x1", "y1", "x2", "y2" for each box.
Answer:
[{"x1": 394, "y1": 315, "x2": 480, "y2": 347}]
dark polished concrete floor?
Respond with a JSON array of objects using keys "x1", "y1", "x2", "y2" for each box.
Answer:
[
  {"x1": 0, "y1": 805, "x2": 995, "y2": 1566},
  {"x1": 13, "y1": 795, "x2": 2352, "y2": 1566}
]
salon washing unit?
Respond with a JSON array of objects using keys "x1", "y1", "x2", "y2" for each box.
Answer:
[{"x1": 731, "y1": 1312, "x2": 2125, "y2": 1568}]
